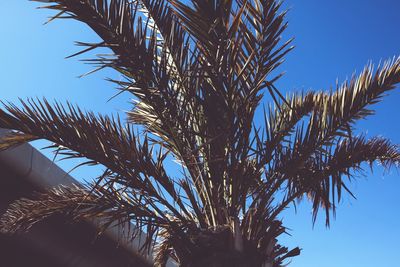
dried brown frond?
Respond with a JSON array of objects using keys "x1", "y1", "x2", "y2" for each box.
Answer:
[
  {"x1": 0, "y1": 182, "x2": 172, "y2": 252},
  {"x1": 257, "y1": 58, "x2": 400, "y2": 227},
  {"x1": 0, "y1": 99, "x2": 156, "y2": 186},
  {"x1": 0, "y1": 131, "x2": 37, "y2": 150},
  {"x1": 0, "y1": 185, "x2": 130, "y2": 234}
]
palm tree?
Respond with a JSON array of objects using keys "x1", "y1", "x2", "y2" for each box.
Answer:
[{"x1": 0, "y1": 0, "x2": 399, "y2": 266}]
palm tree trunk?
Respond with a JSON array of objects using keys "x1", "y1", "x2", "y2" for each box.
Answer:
[
  {"x1": 170, "y1": 225, "x2": 264, "y2": 267},
  {"x1": 178, "y1": 249, "x2": 261, "y2": 267}
]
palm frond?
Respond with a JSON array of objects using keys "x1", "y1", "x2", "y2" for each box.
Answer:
[
  {"x1": 253, "y1": 58, "x2": 400, "y2": 229},
  {"x1": 270, "y1": 135, "x2": 400, "y2": 226},
  {"x1": 0, "y1": 98, "x2": 151, "y2": 183},
  {"x1": 0, "y1": 183, "x2": 166, "y2": 252},
  {"x1": 36, "y1": 0, "x2": 153, "y2": 78},
  {"x1": 266, "y1": 58, "x2": 400, "y2": 189},
  {"x1": 0, "y1": 131, "x2": 37, "y2": 150},
  {"x1": 259, "y1": 91, "x2": 321, "y2": 167},
  {"x1": 1, "y1": 184, "x2": 124, "y2": 233},
  {"x1": 0, "y1": 99, "x2": 193, "y2": 221},
  {"x1": 304, "y1": 136, "x2": 400, "y2": 225},
  {"x1": 140, "y1": 0, "x2": 190, "y2": 78},
  {"x1": 302, "y1": 58, "x2": 400, "y2": 150}
]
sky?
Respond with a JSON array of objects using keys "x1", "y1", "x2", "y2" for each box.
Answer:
[{"x1": 1, "y1": 1, "x2": 400, "y2": 266}]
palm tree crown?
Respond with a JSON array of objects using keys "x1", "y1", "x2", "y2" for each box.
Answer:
[{"x1": 1, "y1": 1, "x2": 399, "y2": 266}]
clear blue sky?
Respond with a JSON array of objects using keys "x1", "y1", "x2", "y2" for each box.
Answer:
[{"x1": 1, "y1": 1, "x2": 399, "y2": 266}]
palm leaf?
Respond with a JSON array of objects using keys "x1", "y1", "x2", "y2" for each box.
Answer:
[{"x1": 0, "y1": 183, "x2": 166, "y2": 253}]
